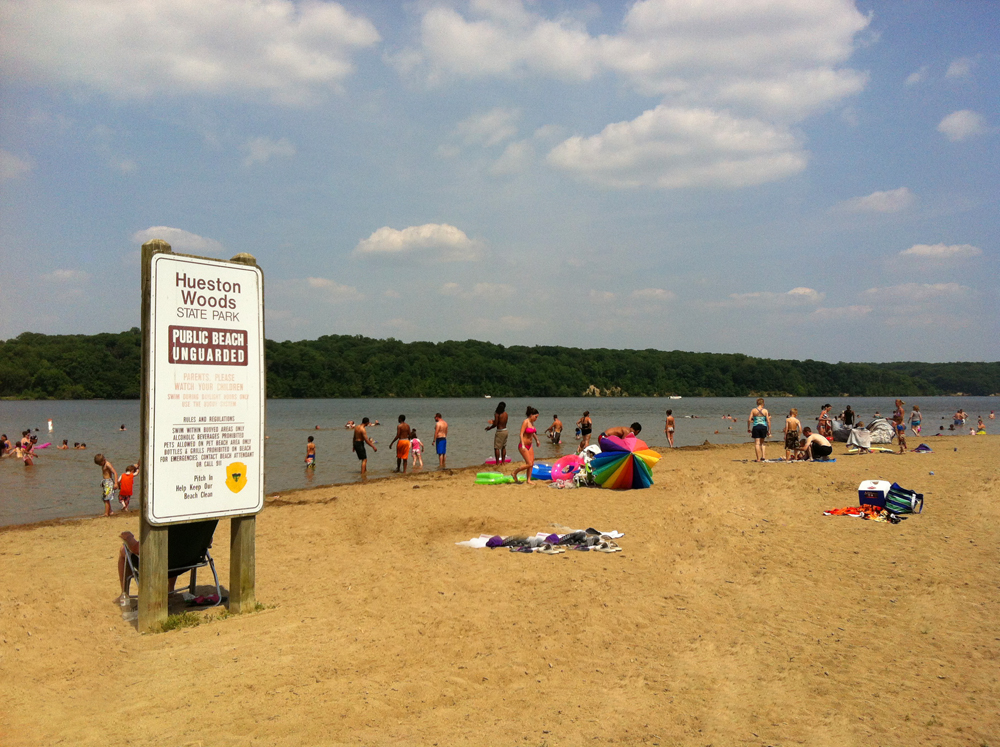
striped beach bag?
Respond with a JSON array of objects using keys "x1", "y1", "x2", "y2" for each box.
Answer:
[{"x1": 886, "y1": 483, "x2": 923, "y2": 514}]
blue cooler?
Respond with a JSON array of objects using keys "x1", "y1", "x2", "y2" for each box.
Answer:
[{"x1": 858, "y1": 480, "x2": 891, "y2": 508}]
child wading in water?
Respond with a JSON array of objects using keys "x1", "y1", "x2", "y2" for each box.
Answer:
[
  {"x1": 410, "y1": 430, "x2": 423, "y2": 469},
  {"x1": 95, "y1": 454, "x2": 118, "y2": 517},
  {"x1": 305, "y1": 436, "x2": 316, "y2": 466},
  {"x1": 117, "y1": 463, "x2": 137, "y2": 511}
]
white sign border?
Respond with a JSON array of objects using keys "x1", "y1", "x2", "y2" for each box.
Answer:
[{"x1": 146, "y1": 253, "x2": 265, "y2": 525}]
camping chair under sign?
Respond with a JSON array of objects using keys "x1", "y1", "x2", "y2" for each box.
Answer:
[{"x1": 122, "y1": 520, "x2": 222, "y2": 607}]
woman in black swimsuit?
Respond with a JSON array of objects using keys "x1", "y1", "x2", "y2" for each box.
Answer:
[{"x1": 577, "y1": 411, "x2": 593, "y2": 453}]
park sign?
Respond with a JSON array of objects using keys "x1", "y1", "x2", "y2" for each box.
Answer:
[{"x1": 144, "y1": 250, "x2": 265, "y2": 524}]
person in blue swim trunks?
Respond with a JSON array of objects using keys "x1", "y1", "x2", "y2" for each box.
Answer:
[{"x1": 433, "y1": 413, "x2": 448, "y2": 469}]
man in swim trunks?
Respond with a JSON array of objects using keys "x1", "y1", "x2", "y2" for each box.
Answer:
[
  {"x1": 664, "y1": 410, "x2": 675, "y2": 447},
  {"x1": 576, "y1": 411, "x2": 593, "y2": 453},
  {"x1": 305, "y1": 436, "x2": 316, "y2": 466},
  {"x1": 94, "y1": 453, "x2": 118, "y2": 517},
  {"x1": 601, "y1": 423, "x2": 642, "y2": 440},
  {"x1": 433, "y1": 413, "x2": 448, "y2": 469},
  {"x1": 485, "y1": 402, "x2": 508, "y2": 466},
  {"x1": 546, "y1": 414, "x2": 563, "y2": 444},
  {"x1": 389, "y1": 414, "x2": 412, "y2": 474},
  {"x1": 352, "y1": 418, "x2": 376, "y2": 476},
  {"x1": 797, "y1": 427, "x2": 833, "y2": 460}
]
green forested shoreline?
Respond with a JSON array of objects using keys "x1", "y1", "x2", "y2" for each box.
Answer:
[{"x1": 1, "y1": 330, "x2": 998, "y2": 399}]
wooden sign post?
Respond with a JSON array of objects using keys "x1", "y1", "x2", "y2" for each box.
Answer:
[{"x1": 138, "y1": 240, "x2": 265, "y2": 632}]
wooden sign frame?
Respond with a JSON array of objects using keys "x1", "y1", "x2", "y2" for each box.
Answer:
[{"x1": 138, "y1": 239, "x2": 265, "y2": 632}]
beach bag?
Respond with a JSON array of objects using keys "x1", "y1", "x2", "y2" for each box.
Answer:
[{"x1": 886, "y1": 483, "x2": 923, "y2": 514}]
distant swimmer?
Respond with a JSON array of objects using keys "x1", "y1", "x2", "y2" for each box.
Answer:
[
  {"x1": 664, "y1": 410, "x2": 675, "y2": 448},
  {"x1": 345, "y1": 420, "x2": 356, "y2": 429},
  {"x1": 352, "y1": 418, "x2": 377, "y2": 476},
  {"x1": 433, "y1": 413, "x2": 448, "y2": 469},
  {"x1": 58, "y1": 439, "x2": 69, "y2": 449},
  {"x1": 389, "y1": 414, "x2": 411, "y2": 474},
  {"x1": 119, "y1": 424, "x2": 127, "y2": 431},
  {"x1": 0, "y1": 434, "x2": 10, "y2": 457},
  {"x1": 305, "y1": 436, "x2": 316, "y2": 466},
  {"x1": 485, "y1": 401, "x2": 509, "y2": 466},
  {"x1": 546, "y1": 414, "x2": 563, "y2": 445}
]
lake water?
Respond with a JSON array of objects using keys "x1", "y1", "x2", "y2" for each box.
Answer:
[{"x1": 1, "y1": 396, "x2": 994, "y2": 526}]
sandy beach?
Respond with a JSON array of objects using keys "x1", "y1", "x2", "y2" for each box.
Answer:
[{"x1": 2, "y1": 436, "x2": 998, "y2": 746}]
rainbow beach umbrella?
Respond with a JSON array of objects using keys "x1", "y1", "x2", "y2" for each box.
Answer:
[{"x1": 590, "y1": 435, "x2": 661, "y2": 490}]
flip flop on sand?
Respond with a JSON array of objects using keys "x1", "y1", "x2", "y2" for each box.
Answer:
[
  {"x1": 537, "y1": 543, "x2": 565, "y2": 555},
  {"x1": 594, "y1": 541, "x2": 621, "y2": 553}
]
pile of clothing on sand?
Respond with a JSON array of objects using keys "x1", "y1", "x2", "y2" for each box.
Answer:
[{"x1": 457, "y1": 527, "x2": 623, "y2": 554}]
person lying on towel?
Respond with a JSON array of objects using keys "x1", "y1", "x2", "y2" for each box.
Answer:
[{"x1": 797, "y1": 428, "x2": 833, "y2": 460}]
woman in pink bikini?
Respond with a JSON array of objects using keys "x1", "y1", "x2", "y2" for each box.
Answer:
[{"x1": 511, "y1": 406, "x2": 541, "y2": 485}]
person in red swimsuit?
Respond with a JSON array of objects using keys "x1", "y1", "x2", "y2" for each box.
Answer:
[{"x1": 511, "y1": 407, "x2": 541, "y2": 485}]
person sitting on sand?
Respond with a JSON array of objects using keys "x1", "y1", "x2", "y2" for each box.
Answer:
[
  {"x1": 117, "y1": 531, "x2": 178, "y2": 604},
  {"x1": 797, "y1": 428, "x2": 833, "y2": 461},
  {"x1": 600, "y1": 423, "x2": 642, "y2": 440}
]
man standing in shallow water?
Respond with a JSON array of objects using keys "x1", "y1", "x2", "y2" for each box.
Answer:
[
  {"x1": 389, "y1": 414, "x2": 411, "y2": 474},
  {"x1": 352, "y1": 418, "x2": 377, "y2": 476},
  {"x1": 485, "y1": 401, "x2": 508, "y2": 466},
  {"x1": 433, "y1": 413, "x2": 448, "y2": 469}
]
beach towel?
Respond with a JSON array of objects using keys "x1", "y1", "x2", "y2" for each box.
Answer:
[{"x1": 846, "y1": 427, "x2": 872, "y2": 451}]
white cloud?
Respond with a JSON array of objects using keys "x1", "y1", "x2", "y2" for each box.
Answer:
[
  {"x1": 729, "y1": 286, "x2": 824, "y2": 305},
  {"x1": 631, "y1": 288, "x2": 675, "y2": 301},
  {"x1": 454, "y1": 107, "x2": 520, "y2": 147},
  {"x1": 398, "y1": 0, "x2": 869, "y2": 120},
  {"x1": 441, "y1": 281, "x2": 514, "y2": 300},
  {"x1": 499, "y1": 315, "x2": 532, "y2": 330},
  {"x1": 811, "y1": 304, "x2": 872, "y2": 319},
  {"x1": 945, "y1": 57, "x2": 974, "y2": 79},
  {"x1": 41, "y1": 269, "x2": 89, "y2": 283},
  {"x1": 899, "y1": 243, "x2": 982, "y2": 259},
  {"x1": 306, "y1": 277, "x2": 363, "y2": 302},
  {"x1": 0, "y1": 0, "x2": 380, "y2": 104},
  {"x1": 833, "y1": 187, "x2": 914, "y2": 213},
  {"x1": 0, "y1": 149, "x2": 34, "y2": 180},
  {"x1": 937, "y1": 110, "x2": 990, "y2": 142},
  {"x1": 547, "y1": 105, "x2": 807, "y2": 189},
  {"x1": 863, "y1": 282, "x2": 969, "y2": 299},
  {"x1": 490, "y1": 140, "x2": 533, "y2": 175},
  {"x1": 131, "y1": 226, "x2": 224, "y2": 254},
  {"x1": 905, "y1": 66, "x2": 928, "y2": 86},
  {"x1": 353, "y1": 224, "x2": 482, "y2": 261},
  {"x1": 589, "y1": 290, "x2": 616, "y2": 302},
  {"x1": 243, "y1": 137, "x2": 296, "y2": 167}
]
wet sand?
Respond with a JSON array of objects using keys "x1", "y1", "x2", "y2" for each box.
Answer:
[{"x1": 2, "y1": 436, "x2": 998, "y2": 746}]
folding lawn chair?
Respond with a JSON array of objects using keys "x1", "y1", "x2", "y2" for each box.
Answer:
[{"x1": 122, "y1": 520, "x2": 222, "y2": 607}]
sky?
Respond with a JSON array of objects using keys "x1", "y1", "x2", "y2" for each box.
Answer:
[{"x1": 1, "y1": 0, "x2": 997, "y2": 363}]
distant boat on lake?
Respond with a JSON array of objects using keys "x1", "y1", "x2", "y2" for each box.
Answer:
[{"x1": 669, "y1": 396, "x2": 682, "y2": 399}]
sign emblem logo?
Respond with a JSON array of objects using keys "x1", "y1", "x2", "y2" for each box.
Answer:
[{"x1": 226, "y1": 462, "x2": 248, "y2": 493}]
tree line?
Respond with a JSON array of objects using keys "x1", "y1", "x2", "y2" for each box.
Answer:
[{"x1": 1, "y1": 329, "x2": 998, "y2": 399}]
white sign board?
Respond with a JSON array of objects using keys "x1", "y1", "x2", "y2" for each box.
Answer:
[{"x1": 146, "y1": 253, "x2": 265, "y2": 524}]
